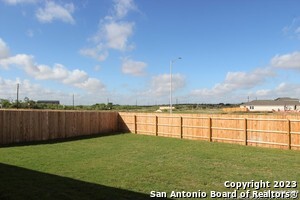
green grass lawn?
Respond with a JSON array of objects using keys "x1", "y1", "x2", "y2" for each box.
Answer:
[{"x1": 0, "y1": 133, "x2": 299, "y2": 199}]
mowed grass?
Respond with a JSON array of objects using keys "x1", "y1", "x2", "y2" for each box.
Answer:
[{"x1": 0, "y1": 133, "x2": 299, "y2": 199}]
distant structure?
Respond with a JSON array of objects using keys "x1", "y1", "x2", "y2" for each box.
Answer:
[
  {"x1": 160, "y1": 106, "x2": 175, "y2": 110},
  {"x1": 240, "y1": 97, "x2": 300, "y2": 112},
  {"x1": 155, "y1": 106, "x2": 175, "y2": 113},
  {"x1": 37, "y1": 100, "x2": 60, "y2": 105}
]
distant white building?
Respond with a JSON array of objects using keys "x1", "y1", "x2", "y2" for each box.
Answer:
[
  {"x1": 159, "y1": 106, "x2": 175, "y2": 110},
  {"x1": 240, "y1": 97, "x2": 300, "y2": 112},
  {"x1": 155, "y1": 106, "x2": 175, "y2": 113}
]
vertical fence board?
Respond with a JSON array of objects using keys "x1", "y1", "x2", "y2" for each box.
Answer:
[
  {"x1": 208, "y1": 117, "x2": 212, "y2": 142},
  {"x1": 75, "y1": 111, "x2": 82, "y2": 136},
  {"x1": 32, "y1": 111, "x2": 41, "y2": 141},
  {"x1": 97, "y1": 112, "x2": 103, "y2": 133},
  {"x1": 85, "y1": 112, "x2": 91, "y2": 135},
  {"x1": 58, "y1": 111, "x2": 66, "y2": 139},
  {"x1": 180, "y1": 117, "x2": 183, "y2": 139},
  {"x1": 244, "y1": 118, "x2": 248, "y2": 146},
  {"x1": 287, "y1": 119, "x2": 291, "y2": 150},
  {"x1": 0, "y1": 111, "x2": 3, "y2": 144},
  {"x1": 134, "y1": 115, "x2": 137, "y2": 134},
  {"x1": 90, "y1": 112, "x2": 98, "y2": 134},
  {"x1": 28, "y1": 111, "x2": 35, "y2": 142},
  {"x1": 12, "y1": 111, "x2": 20, "y2": 143},
  {"x1": 3, "y1": 110, "x2": 11, "y2": 144},
  {"x1": 155, "y1": 116, "x2": 158, "y2": 136},
  {"x1": 41, "y1": 111, "x2": 49, "y2": 141},
  {"x1": 48, "y1": 111, "x2": 59, "y2": 140},
  {"x1": 22, "y1": 111, "x2": 29, "y2": 142}
]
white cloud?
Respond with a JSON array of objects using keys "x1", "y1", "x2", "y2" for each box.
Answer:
[
  {"x1": 147, "y1": 73, "x2": 186, "y2": 97},
  {"x1": 0, "y1": 38, "x2": 10, "y2": 59},
  {"x1": 223, "y1": 68, "x2": 275, "y2": 90},
  {"x1": 104, "y1": 21, "x2": 134, "y2": 51},
  {"x1": 0, "y1": 77, "x2": 42, "y2": 98},
  {"x1": 80, "y1": 0, "x2": 137, "y2": 61},
  {"x1": 121, "y1": 58, "x2": 146, "y2": 76},
  {"x1": 283, "y1": 17, "x2": 300, "y2": 39},
  {"x1": 0, "y1": 77, "x2": 50, "y2": 99},
  {"x1": 79, "y1": 45, "x2": 108, "y2": 62},
  {"x1": 249, "y1": 82, "x2": 300, "y2": 100},
  {"x1": 62, "y1": 69, "x2": 88, "y2": 85},
  {"x1": 190, "y1": 51, "x2": 300, "y2": 103},
  {"x1": 271, "y1": 51, "x2": 300, "y2": 69},
  {"x1": 36, "y1": 1, "x2": 75, "y2": 24},
  {"x1": 31, "y1": 63, "x2": 69, "y2": 80},
  {"x1": 74, "y1": 78, "x2": 105, "y2": 93},
  {"x1": 1, "y1": 0, "x2": 37, "y2": 5},
  {"x1": 254, "y1": 89, "x2": 271, "y2": 97},
  {"x1": 191, "y1": 68, "x2": 275, "y2": 98},
  {"x1": 0, "y1": 54, "x2": 34, "y2": 70},
  {"x1": 0, "y1": 39, "x2": 105, "y2": 93},
  {"x1": 111, "y1": 0, "x2": 137, "y2": 20},
  {"x1": 0, "y1": 77, "x2": 83, "y2": 105}
]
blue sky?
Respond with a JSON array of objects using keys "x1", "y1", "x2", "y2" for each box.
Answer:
[{"x1": 1, "y1": 0, "x2": 300, "y2": 105}]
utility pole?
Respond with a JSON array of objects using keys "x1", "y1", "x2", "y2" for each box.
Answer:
[
  {"x1": 72, "y1": 94, "x2": 75, "y2": 109},
  {"x1": 16, "y1": 83, "x2": 19, "y2": 109},
  {"x1": 169, "y1": 57, "x2": 182, "y2": 114}
]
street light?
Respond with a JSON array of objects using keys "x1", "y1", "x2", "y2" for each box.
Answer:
[{"x1": 170, "y1": 57, "x2": 182, "y2": 114}]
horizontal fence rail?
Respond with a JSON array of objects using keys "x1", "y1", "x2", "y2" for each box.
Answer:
[
  {"x1": 0, "y1": 110, "x2": 118, "y2": 145},
  {"x1": 118, "y1": 113, "x2": 300, "y2": 150}
]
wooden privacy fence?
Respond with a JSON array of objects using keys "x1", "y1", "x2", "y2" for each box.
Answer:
[
  {"x1": 0, "y1": 110, "x2": 118, "y2": 145},
  {"x1": 1, "y1": 110, "x2": 300, "y2": 150},
  {"x1": 118, "y1": 113, "x2": 300, "y2": 150}
]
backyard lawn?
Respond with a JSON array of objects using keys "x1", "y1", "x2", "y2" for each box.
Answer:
[{"x1": 0, "y1": 133, "x2": 299, "y2": 199}]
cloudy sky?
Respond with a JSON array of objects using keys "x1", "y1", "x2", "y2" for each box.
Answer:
[{"x1": 0, "y1": 0, "x2": 300, "y2": 105}]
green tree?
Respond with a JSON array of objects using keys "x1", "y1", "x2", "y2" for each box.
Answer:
[{"x1": 0, "y1": 99, "x2": 11, "y2": 108}]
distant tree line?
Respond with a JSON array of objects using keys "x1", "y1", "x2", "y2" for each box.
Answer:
[
  {"x1": 0, "y1": 97, "x2": 238, "y2": 111},
  {"x1": 0, "y1": 98, "x2": 63, "y2": 109},
  {"x1": 0, "y1": 98, "x2": 124, "y2": 110}
]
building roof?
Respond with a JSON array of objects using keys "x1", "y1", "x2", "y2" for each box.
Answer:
[
  {"x1": 37, "y1": 100, "x2": 60, "y2": 104},
  {"x1": 242, "y1": 99, "x2": 300, "y2": 106},
  {"x1": 274, "y1": 97, "x2": 299, "y2": 101}
]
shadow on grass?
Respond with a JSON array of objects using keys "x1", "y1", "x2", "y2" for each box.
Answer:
[
  {"x1": 0, "y1": 163, "x2": 163, "y2": 200},
  {"x1": 0, "y1": 132, "x2": 128, "y2": 148}
]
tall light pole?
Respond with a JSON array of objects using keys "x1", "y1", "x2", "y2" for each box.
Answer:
[{"x1": 170, "y1": 57, "x2": 181, "y2": 114}]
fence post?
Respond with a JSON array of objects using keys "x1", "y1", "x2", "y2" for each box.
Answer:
[
  {"x1": 287, "y1": 119, "x2": 291, "y2": 150},
  {"x1": 180, "y1": 117, "x2": 183, "y2": 139},
  {"x1": 244, "y1": 118, "x2": 248, "y2": 146},
  {"x1": 208, "y1": 117, "x2": 212, "y2": 142},
  {"x1": 134, "y1": 115, "x2": 137, "y2": 134},
  {"x1": 155, "y1": 116, "x2": 158, "y2": 136}
]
